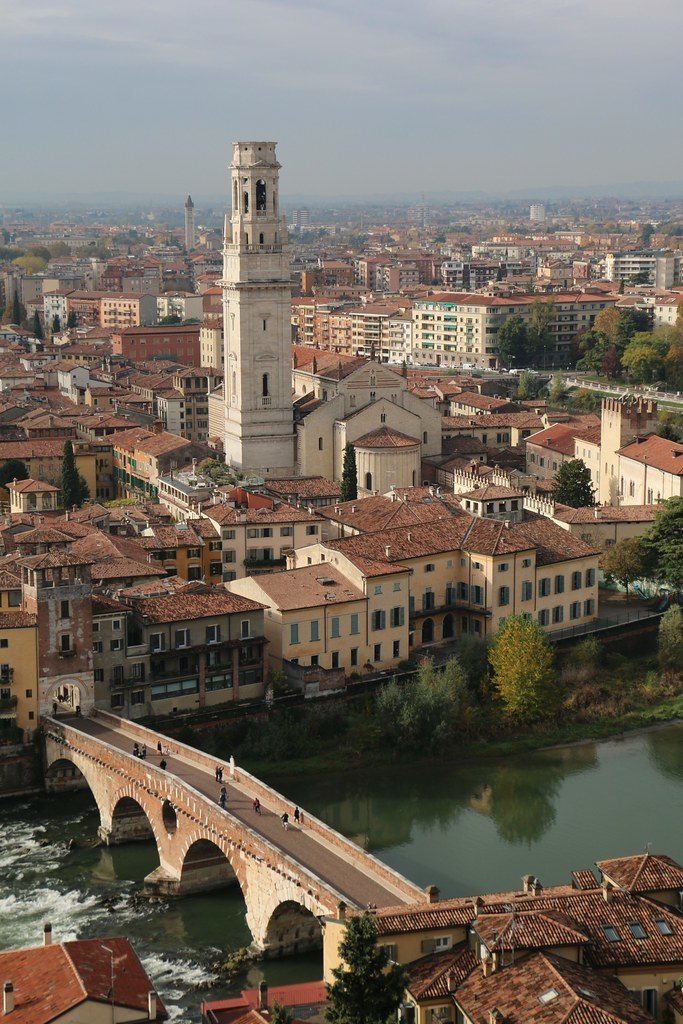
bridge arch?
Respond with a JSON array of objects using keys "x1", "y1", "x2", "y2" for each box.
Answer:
[
  {"x1": 263, "y1": 900, "x2": 323, "y2": 957},
  {"x1": 179, "y1": 838, "x2": 239, "y2": 896},
  {"x1": 110, "y1": 795, "x2": 156, "y2": 845}
]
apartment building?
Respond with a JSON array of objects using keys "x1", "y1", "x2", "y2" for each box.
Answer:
[
  {"x1": 230, "y1": 560, "x2": 409, "y2": 679},
  {"x1": 605, "y1": 250, "x2": 680, "y2": 289},
  {"x1": 112, "y1": 324, "x2": 201, "y2": 364},
  {"x1": 65, "y1": 292, "x2": 157, "y2": 329},
  {"x1": 111, "y1": 425, "x2": 208, "y2": 499},
  {"x1": 200, "y1": 321, "x2": 224, "y2": 369},
  {"x1": 616, "y1": 434, "x2": 683, "y2": 504},
  {"x1": 412, "y1": 293, "x2": 618, "y2": 368}
]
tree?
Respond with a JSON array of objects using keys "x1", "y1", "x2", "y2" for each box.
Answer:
[
  {"x1": 621, "y1": 332, "x2": 668, "y2": 384},
  {"x1": 496, "y1": 315, "x2": 528, "y2": 369},
  {"x1": 340, "y1": 442, "x2": 358, "y2": 503},
  {"x1": 642, "y1": 497, "x2": 683, "y2": 592},
  {"x1": 640, "y1": 222, "x2": 655, "y2": 246},
  {"x1": 326, "y1": 913, "x2": 407, "y2": 1024},
  {"x1": 270, "y1": 1002, "x2": 293, "y2": 1024},
  {"x1": 51, "y1": 314, "x2": 61, "y2": 334},
  {"x1": 61, "y1": 441, "x2": 87, "y2": 508},
  {"x1": 66, "y1": 310, "x2": 78, "y2": 328},
  {"x1": 489, "y1": 616, "x2": 556, "y2": 723},
  {"x1": 11, "y1": 292, "x2": 22, "y2": 326},
  {"x1": 552, "y1": 459, "x2": 595, "y2": 508},
  {"x1": 658, "y1": 605, "x2": 683, "y2": 675},
  {"x1": 600, "y1": 347, "x2": 621, "y2": 379},
  {"x1": 12, "y1": 255, "x2": 47, "y2": 275},
  {"x1": 593, "y1": 307, "x2": 621, "y2": 348},
  {"x1": 600, "y1": 537, "x2": 648, "y2": 597},
  {"x1": 32, "y1": 310, "x2": 43, "y2": 340},
  {"x1": 527, "y1": 299, "x2": 556, "y2": 365},
  {"x1": 515, "y1": 369, "x2": 535, "y2": 400},
  {"x1": 0, "y1": 459, "x2": 29, "y2": 488},
  {"x1": 375, "y1": 657, "x2": 475, "y2": 752},
  {"x1": 548, "y1": 372, "x2": 566, "y2": 405}
]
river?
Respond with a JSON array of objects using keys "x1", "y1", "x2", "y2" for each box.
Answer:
[{"x1": 2, "y1": 722, "x2": 683, "y2": 1022}]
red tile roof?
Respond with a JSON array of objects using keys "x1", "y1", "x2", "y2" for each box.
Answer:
[
  {"x1": 617, "y1": 433, "x2": 683, "y2": 475},
  {"x1": 596, "y1": 853, "x2": 683, "y2": 893},
  {"x1": 132, "y1": 590, "x2": 265, "y2": 623}
]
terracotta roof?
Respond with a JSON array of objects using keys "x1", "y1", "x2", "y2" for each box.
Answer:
[
  {"x1": 207, "y1": 502, "x2": 324, "y2": 527},
  {"x1": 460, "y1": 485, "x2": 525, "y2": 501},
  {"x1": 318, "y1": 491, "x2": 464, "y2": 534},
  {"x1": 617, "y1": 433, "x2": 683, "y2": 475},
  {"x1": 354, "y1": 426, "x2": 420, "y2": 448},
  {"x1": 6, "y1": 478, "x2": 59, "y2": 493},
  {"x1": 0, "y1": 611, "x2": 37, "y2": 628},
  {"x1": 443, "y1": 413, "x2": 544, "y2": 431},
  {"x1": 237, "y1": 564, "x2": 366, "y2": 610},
  {"x1": 407, "y1": 943, "x2": 478, "y2": 1000},
  {"x1": 526, "y1": 423, "x2": 583, "y2": 456},
  {"x1": 132, "y1": 591, "x2": 265, "y2": 623},
  {"x1": 18, "y1": 550, "x2": 92, "y2": 570},
  {"x1": 455, "y1": 950, "x2": 653, "y2": 1024},
  {"x1": 596, "y1": 853, "x2": 683, "y2": 893},
  {"x1": 552, "y1": 505, "x2": 658, "y2": 524},
  {"x1": 265, "y1": 476, "x2": 342, "y2": 499},
  {"x1": 90, "y1": 557, "x2": 167, "y2": 582},
  {"x1": 473, "y1": 908, "x2": 590, "y2": 952},
  {"x1": 0, "y1": 937, "x2": 167, "y2": 1023}
]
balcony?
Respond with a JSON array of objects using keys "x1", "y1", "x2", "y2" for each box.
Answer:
[
  {"x1": 58, "y1": 647, "x2": 76, "y2": 658},
  {"x1": 0, "y1": 696, "x2": 17, "y2": 712},
  {"x1": 243, "y1": 557, "x2": 286, "y2": 571}
]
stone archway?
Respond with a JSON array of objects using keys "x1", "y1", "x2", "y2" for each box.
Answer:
[
  {"x1": 44, "y1": 756, "x2": 90, "y2": 794},
  {"x1": 442, "y1": 613, "x2": 454, "y2": 639},
  {"x1": 262, "y1": 900, "x2": 323, "y2": 957},
  {"x1": 178, "y1": 839, "x2": 238, "y2": 896},
  {"x1": 108, "y1": 796, "x2": 156, "y2": 844},
  {"x1": 422, "y1": 618, "x2": 434, "y2": 644},
  {"x1": 47, "y1": 679, "x2": 85, "y2": 717}
]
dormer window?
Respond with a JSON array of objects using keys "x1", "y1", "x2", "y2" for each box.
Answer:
[
  {"x1": 627, "y1": 921, "x2": 647, "y2": 940},
  {"x1": 655, "y1": 919, "x2": 674, "y2": 936},
  {"x1": 603, "y1": 925, "x2": 620, "y2": 942}
]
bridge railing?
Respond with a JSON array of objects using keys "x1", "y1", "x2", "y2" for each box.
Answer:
[{"x1": 88, "y1": 709, "x2": 424, "y2": 905}]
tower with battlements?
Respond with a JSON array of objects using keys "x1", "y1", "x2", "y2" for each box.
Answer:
[
  {"x1": 221, "y1": 142, "x2": 294, "y2": 477},
  {"x1": 599, "y1": 397, "x2": 658, "y2": 505}
]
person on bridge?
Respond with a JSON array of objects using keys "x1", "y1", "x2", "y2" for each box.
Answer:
[
  {"x1": 159, "y1": 758, "x2": 167, "y2": 771},
  {"x1": 252, "y1": 797, "x2": 261, "y2": 814},
  {"x1": 141, "y1": 744, "x2": 147, "y2": 760},
  {"x1": 281, "y1": 812, "x2": 289, "y2": 831},
  {"x1": 157, "y1": 741, "x2": 162, "y2": 755},
  {"x1": 293, "y1": 806, "x2": 300, "y2": 825},
  {"x1": 219, "y1": 787, "x2": 227, "y2": 809},
  {"x1": 133, "y1": 743, "x2": 140, "y2": 757}
]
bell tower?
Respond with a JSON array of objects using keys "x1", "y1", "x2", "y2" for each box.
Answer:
[{"x1": 221, "y1": 141, "x2": 294, "y2": 477}]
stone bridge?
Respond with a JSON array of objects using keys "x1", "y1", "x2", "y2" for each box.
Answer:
[{"x1": 43, "y1": 710, "x2": 424, "y2": 955}]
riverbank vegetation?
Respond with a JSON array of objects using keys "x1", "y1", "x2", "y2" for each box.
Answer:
[{"x1": 174, "y1": 607, "x2": 683, "y2": 778}]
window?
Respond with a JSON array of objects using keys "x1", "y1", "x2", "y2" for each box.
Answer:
[
  {"x1": 110, "y1": 639, "x2": 122, "y2": 652},
  {"x1": 434, "y1": 936, "x2": 452, "y2": 950},
  {"x1": 425, "y1": 563, "x2": 435, "y2": 573},
  {"x1": 318, "y1": 437, "x2": 324, "y2": 451},
  {"x1": 628, "y1": 922, "x2": 647, "y2": 940},
  {"x1": 379, "y1": 943, "x2": 397, "y2": 960},
  {"x1": 498, "y1": 586, "x2": 510, "y2": 607},
  {"x1": 111, "y1": 693, "x2": 124, "y2": 709},
  {"x1": 655, "y1": 919, "x2": 674, "y2": 936},
  {"x1": 93, "y1": 641, "x2": 103, "y2": 654},
  {"x1": 390, "y1": 607, "x2": 405, "y2": 627},
  {"x1": 538, "y1": 609, "x2": 549, "y2": 626},
  {"x1": 498, "y1": 563, "x2": 509, "y2": 573},
  {"x1": 310, "y1": 620, "x2": 320, "y2": 642},
  {"x1": 305, "y1": 525, "x2": 318, "y2": 536},
  {"x1": 175, "y1": 628, "x2": 191, "y2": 649},
  {"x1": 393, "y1": 640, "x2": 400, "y2": 658},
  {"x1": 539, "y1": 578, "x2": 551, "y2": 597},
  {"x1": 290, "y1": 623, "x2": 299, "y2": 645},
  {"x1": 643, "y1": 990, "x2": 658, "y2": 1017},
  {"x1": 586, "y1": 568, "x2": 596, "y2": 587},
  {"x1": 112, "y1": 620, "x2": 121, "y2": 631},
  {"x1": 60, "y1": 600, "x2": 70, "y2": 619},
  {"x1": 206, "y1": 624, "x2": 221, "y2": 644},
  {"x1": 350, "y1": 648, "x2": 358, "y2": 666},
  {"x1": 552, "y1": 606, "x2": 564, "y2": 624},
  {"x1": 554, "y1": 575, "x2": 564, "y2": 594},
  {"x1": 538, "y1": 989, "x2": 559, "y2": 1006},
  {"x1": 131, "y1": 690, "x2": 145, "y2": 706},
  {"x1": 571, "y1": 571, "x2": 582, "y2": 590},
  {"x1": 280, "y1": 526, "x2": 293, "y2": 537},
  {"x1": 522, "y1": 558, "x2": 532, "y2": 568},
  {"x1": 374, "y1": 584, "x2": 383, "y2": 595},
  {"x1": 570, "y1": 601, "x2": 581, "y2": 620},
  {"x1": 150, "y1": 633, "x2": 166, "y2": 652},
  {"x1": 349, "y1": 613, "x2": 360, "y2": 635},
  {"x1": 331, "y1": 651, "x2": 340, "y2": 669},
  {"x1": 522, "y1": 581, "x2": 532, "y2": 601},
  {"x1": 603, "y1": 925, "x2": 620, "y2": 942},
  {"x1": 371, "y1": 610, "x2": 386, "y2": 631},
  {"x1": 92, "y1": 622, "x2": 100, "y2": 633},
  {"x1": 373, "y1": 643, "x2": 381, "y2": 662},
  {"x1": 331, "y1": 616, "x2": 341, "y2": 638}
]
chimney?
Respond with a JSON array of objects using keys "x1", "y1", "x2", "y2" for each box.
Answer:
[
  {"x1": 385, "y1": 545, "x2": 391, "y2": 558},
  {"x1": 43, "y1": 923, "x2": 52, "y2": 946},
  {"x1": 407, "y1": 531, "x2": 412, "y2": 541},
  {"x1": 446, "y1": 972, "x2": 456, "y2": 992},
  {"x1": 3, "y1": 983, "x2": 14, "y2": 1015},
  {"x1": 258, "y1": 981, "x2": 268, "y2": 1012},
  {"x1": 482, "y1": 958, "x2": 493, "y2": 978},
  {"x1": 522, "y1": 874, "x2": 534, "y2": 894},
  {"x1": 532, "y1": 877, "x2": 542, "y2": 896},
  {"x1": 153, "y1": 420, "x2": 163, "y2": 434},
  {"x1": 593, "y1": 506, "x2": 600, "y2": 519},
  {"x1": 425, "y1": 884, "x2": 440, "y2": 904},
  {"x1": 473, "y1": 896, "x2": 484, "y2": 918},
  {"x1": 602, "y1": 881, "x2": 613, "y2": 903},
  {"x1": 489, "y1": 1010, "x2": 504, "y2": 1024},
  {"x1": 337, "y1": 901, "x2": 347, "y2": 920},
  {"x1": 148, "y1": 991, "x2": 157, "y2": 1020}
]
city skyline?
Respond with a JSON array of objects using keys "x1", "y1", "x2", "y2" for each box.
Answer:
[{"x1": 5, "y1": 0, "x2": 683, "y2": 202}]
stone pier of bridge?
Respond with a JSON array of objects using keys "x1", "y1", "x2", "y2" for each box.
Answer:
[{"x1": 43, "y1": 712, "x2": 423, "y2": 955}]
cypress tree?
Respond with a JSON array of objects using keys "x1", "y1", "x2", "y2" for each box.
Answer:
[
  {"x1": 32, "y1": 310, "x2": 43, "y2": 339},
  {"x1": 340, "y1": 442, "x2": 357, "y2": 503},
  {"x1": 52, "y1": 314, "x2": 61, "y2": 334},
  {"x1": 11, "y1": 292, "x2": 21, "y2": 325},
  {"x1": 66, "y1": 310, "x2": 78, "y2": 328},
  {"x1": 61, "y1": 441, "x2": 82, "y2": 508}
]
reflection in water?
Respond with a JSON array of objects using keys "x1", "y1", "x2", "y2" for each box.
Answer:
[{"x1": 647, "y1": 727, "x2": 683, "y2": 782}]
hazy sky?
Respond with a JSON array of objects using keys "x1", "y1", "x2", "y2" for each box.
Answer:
[{"x1": 4, "y1": 0, "x2": 683, "y2": 201}]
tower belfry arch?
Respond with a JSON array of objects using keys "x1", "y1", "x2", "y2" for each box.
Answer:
[{"x1": 221, "y1": 141, "x2": 295, "y2": 477}]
